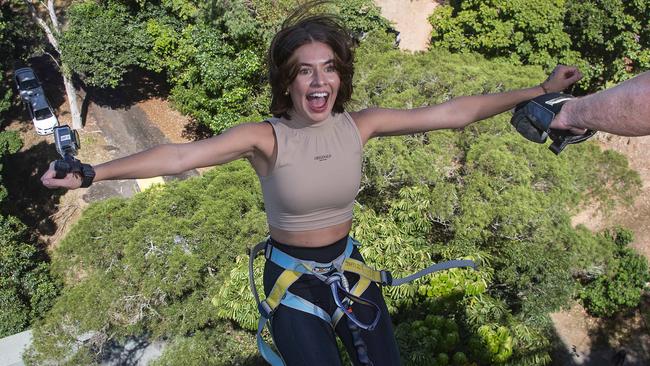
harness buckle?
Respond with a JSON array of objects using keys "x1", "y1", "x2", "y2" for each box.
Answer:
[
  {"x1": 380, "y1": 270, "x2": 393, "y2": 286},
  {"x1": 312, "y1": 265, "x2": 335, "y2": 274}
]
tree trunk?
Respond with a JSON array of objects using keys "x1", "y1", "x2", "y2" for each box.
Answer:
[
  {"x1": 24, "y1": 0, "x2": 83, "y2": 129},
  {"x1": 63, "y1": 74, "x2": 82, "y2": 129}
]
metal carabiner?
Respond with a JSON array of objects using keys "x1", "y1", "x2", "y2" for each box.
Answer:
[{"x1": 327, "y1": 274, "x2": 381, "y2": 331}]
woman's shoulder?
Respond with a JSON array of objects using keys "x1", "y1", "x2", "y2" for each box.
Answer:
[
  {"x1": 222, "y1": 120, "x2": 276, "y2": 148},
  {"x1": 346, "y1": 108, "x2": 387, "y2": 144}
]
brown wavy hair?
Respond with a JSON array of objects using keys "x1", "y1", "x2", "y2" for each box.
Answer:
[{"x1": 268, "y1": 2, "x2": 355, "y2": 118}]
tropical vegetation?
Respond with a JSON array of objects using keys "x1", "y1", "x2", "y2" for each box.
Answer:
[{"x1": 1, "y1": 0, "x2": 647, "y2": 365}]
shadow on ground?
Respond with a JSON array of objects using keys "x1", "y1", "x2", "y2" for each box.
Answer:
[
  {"x1": 2, "y1": 140, "x2": 64, "y2": 237},
  {"x1": 552, "y1": 295, "x2": 650, "y2": 365},
  {"x1": 85, "y1": 67, "x2": 169, "y2": 110},
  {"x1": 22, "y1": 55, "x2": 170, "y2": 125}
]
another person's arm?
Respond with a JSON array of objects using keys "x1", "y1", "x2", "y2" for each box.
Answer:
[
  {"x1": 551, "y1": 71, "x2": 650, "y2": 136},
  {"x1": 41, "y1": 122, "x2": 272, "y2": 190},
  {"x1": 354, "y1": 65, "x2": 581, "y2": 141}
]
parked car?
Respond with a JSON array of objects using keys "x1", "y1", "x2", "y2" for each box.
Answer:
[
  {"x1": 14, "y1": 67, "x2": 45, "y2": 102},
  {"x1": 14, "y1": 67, "x2": 58, "y2": 135},
  {"x1": 26, "y1": 93, "x2": 59, "y2": 135}
]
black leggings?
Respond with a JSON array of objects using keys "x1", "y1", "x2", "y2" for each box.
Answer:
[{"x1": 263, "y1": 237, "x2": 401, "y2": 366}]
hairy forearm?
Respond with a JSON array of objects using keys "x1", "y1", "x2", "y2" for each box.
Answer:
[
  {"x1": 562, "y1": 72, "x2": 650, "y2": 136},
  {"x1": 93, "y1": 144, "x2": 183, "y2": 182}
]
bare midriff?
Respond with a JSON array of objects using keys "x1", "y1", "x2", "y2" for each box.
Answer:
[{"x1": 268, "y1": 219, "x2": 352, "y2": 247}]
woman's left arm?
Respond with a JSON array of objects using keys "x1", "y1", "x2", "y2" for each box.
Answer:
[{"x1": 354, "y1": 65, "x2": 581, "y2": 142}]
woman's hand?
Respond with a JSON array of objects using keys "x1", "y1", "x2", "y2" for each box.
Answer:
[
  {"x1": 541, "y1": 65, "x2": 582, "y2": 93},
  {"x1": 41, "y1": 161, "x2": 82, "y2": 190}
]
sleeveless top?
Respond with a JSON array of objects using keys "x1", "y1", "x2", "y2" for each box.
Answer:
[{"x1": 258, "y1": 111, "x2": 362, "y2": 231}]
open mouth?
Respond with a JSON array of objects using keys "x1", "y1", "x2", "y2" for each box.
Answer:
[{"x1": 306, "y1": 92, "x2": 329, "y2": 112}]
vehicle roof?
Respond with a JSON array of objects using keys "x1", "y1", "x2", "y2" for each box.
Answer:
[
  {"x1": 15, "y1": 67, "x2": 37, "y2": 82},
  {"x1": 29, "y1": 93, "x2": 51, "y2": 110}
]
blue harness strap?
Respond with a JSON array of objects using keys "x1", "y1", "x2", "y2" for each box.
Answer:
[{"x1": 248, "y1": 237, "x2": 477, "y2": 365}]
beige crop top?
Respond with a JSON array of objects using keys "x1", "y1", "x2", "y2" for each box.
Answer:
[{"x1": 258, "y1": 111, "x2": 362, "y2": 231}]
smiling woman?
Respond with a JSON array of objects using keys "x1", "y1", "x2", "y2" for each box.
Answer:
[
  {"x1": 40, "y1": 1, "x2": 584, "y2": 365},
  {"x1": 287, "y1": 42, "x2": 341, "y2": 121}
]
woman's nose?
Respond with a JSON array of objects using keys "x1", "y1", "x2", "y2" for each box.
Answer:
[{"x1": 311, "y1": 70, "x2": 325, "y2": 86}]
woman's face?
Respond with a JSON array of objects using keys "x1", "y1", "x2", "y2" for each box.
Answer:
[{"x1": 287, "y1": 41, "x2": 341, "y2": 123}]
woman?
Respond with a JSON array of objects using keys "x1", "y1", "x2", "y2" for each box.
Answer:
[{"x1": 42, "y1": 8, "x2": 581, "y2": 366}]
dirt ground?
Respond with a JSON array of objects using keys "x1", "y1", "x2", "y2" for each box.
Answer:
[
  {"x1": 555, "y1": 134, "x2": 650, "y2": 365},
  {"x1": 374, "y1": 0, "x2": 438, "y2": 51}
]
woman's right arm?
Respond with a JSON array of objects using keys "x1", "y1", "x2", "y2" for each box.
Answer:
[{"x1": 41, "y1": 122, "x2": 272, "y2": 189}]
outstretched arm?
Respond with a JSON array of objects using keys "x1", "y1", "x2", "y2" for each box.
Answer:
[
  {"x1": 354, "y1": 65, "x2": 582, "y2": 142},
  {"x1": 41, "y1": 122, "x2": 272, "y2": 189},
  {"x1": 551, "y1": 71, "x2": 650, "y2": 136}
]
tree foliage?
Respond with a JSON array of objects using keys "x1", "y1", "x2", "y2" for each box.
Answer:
[
  {"x1": 579, "y1": 228, "x2": 650, "y2": 317},
  {"x1": 25, "y1": 162, "x2": 266, "y2": 364},
  {"x1": 0, "y1": 212, "x2": 61, "y2": 338},
  {"x1": 429, "y1": 0, "x2": 579, "y2": 69},
  {"x1": 429, "y1": 0, "x2": 649, "y2": 92},
  {"x1": 59, "y1": 1, "x2": 153, "y2": 88},
  {"x1": 564, "y1": 0, "x2": 650, "y2": 90}
]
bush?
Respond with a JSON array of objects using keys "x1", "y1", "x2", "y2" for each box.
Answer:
[
  {"x1": 580, "y1": 229, "x2": 650, "y2": 317},
  {"x1": 60, "y1": 1, "x2": 153, "y2": 88}
]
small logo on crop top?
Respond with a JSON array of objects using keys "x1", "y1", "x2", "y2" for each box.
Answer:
[{"x1": 314, "y1": 153, "x2": 332, "y2": 162}]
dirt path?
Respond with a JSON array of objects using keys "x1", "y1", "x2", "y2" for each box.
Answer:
[{"x1": 373, "y1": 0, "x2": 439, "y2": 51}]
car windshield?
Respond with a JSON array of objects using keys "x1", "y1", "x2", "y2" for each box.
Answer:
[
  {"x1": 34, "y1": 107, "x2": 53, "y2": 120},
  {"x1": 19, "y1": 79, "x2": 40, "y2": 90}
]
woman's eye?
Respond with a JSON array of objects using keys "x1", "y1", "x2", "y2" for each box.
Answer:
[
  {"x1": 299, "y1": 68, "x2": 311, "y2": 75},
  {"x1": 325, "y1": 65, "x2": 336, "y2": 72}
]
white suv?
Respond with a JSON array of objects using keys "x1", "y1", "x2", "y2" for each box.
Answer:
[{"x1": 14, "y1": 67, "x2": 59, "y2": 135}]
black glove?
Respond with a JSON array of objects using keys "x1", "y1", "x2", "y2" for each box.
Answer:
[{"x1": 511, "y1": 93, "x2": 596, "y2": 154}]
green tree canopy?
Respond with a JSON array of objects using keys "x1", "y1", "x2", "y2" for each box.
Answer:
[
  {"x1": 428, "y1": 0, "x2": 649, "y2": 92},
  {"x1": 59, "y1": 1, "x2": 153, "y2": 88}
]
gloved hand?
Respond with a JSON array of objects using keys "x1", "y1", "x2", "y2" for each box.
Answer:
[
  {"x1": 42, "y1": 157, "x2": 95, "y2": 189},
  {"x1": 511, "y1": 93, "x2": 596, "y2": 154}
]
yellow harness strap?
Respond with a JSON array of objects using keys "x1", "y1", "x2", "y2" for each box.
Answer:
[
  {"x1": 265, "y1": 269, "x2": 301, "y2": 310},
  {"x1": 342, "y1": 258, "x2": 384, "y2": 283}
]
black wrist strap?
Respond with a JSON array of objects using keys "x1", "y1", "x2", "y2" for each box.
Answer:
[{"x1": 79, "y1": 163, "x2": 95, "y2": 188}]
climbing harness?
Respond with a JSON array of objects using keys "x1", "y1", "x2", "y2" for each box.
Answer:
[{"x1": 248, "y1": 236, "x2": 477, "y2": 365}]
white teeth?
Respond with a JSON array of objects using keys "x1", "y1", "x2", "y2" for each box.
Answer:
[{"x1": 308, "y1": 92, "x2": 328, "y2": 98}]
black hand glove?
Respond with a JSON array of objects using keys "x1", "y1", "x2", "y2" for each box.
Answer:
[{"x1": 511, "y1": 93, "x2": 596, "y2": 154}]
